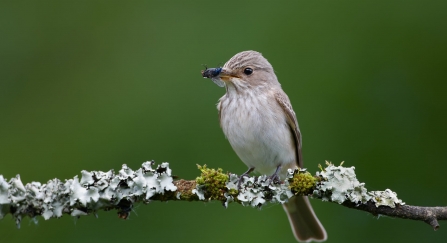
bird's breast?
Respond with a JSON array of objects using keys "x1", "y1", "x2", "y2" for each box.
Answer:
[{"x1": 218, "y1": 92, "x2": 296, "y2": 176}]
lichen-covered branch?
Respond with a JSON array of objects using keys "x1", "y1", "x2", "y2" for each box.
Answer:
[{"x1": 0, "y1": 161, "x2": 446, "y2": 231}]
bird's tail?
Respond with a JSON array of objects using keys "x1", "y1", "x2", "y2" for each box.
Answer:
[{"x1": 282, "y1": 196, "x2": 327, "y2": 242}]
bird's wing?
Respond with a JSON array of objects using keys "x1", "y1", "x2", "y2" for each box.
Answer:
[{"x1": 275, "y1": 91, "x2": 303, "y2": 168}]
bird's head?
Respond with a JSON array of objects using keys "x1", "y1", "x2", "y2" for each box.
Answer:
[{"x1": 202, "y1": 50, "x2": 279, "y2": 90}]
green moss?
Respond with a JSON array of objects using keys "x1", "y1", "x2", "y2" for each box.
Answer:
[
  {"x1": 195, "y1": 164, "x2": 229, "y2": 200},
  {"x1": 289, "y1": 171, "x2": 317, "y2": 196}
]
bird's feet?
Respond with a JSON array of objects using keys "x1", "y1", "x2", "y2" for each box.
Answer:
[
  {"x1": 237, "y1": 167, "x2": 255, "y2": 190},
  {"x1": 268, "y1": 165, "x2": 282, "y2": 184}
]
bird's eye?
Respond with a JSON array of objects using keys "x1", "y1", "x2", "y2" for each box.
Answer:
[{"x1": 243, "y1": 68, "x2": 253, "y2": 75}]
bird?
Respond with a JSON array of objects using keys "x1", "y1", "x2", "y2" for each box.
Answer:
[{"x1": 202, "y1": 50, "x2": 327, "y2": 242}]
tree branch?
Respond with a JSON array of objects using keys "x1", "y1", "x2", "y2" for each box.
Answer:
[
  {"x1": 341, "y1": 201, "x2": 447, "y2": 230},
  {"x1": 0, "y1": 161, "x2": 445, "y2": 231}
]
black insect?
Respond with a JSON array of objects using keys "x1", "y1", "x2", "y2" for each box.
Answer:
[{"x1": 201, "y1": 65, "x2": 222, "y2": 78}]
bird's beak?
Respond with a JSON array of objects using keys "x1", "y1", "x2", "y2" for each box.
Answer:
[
  {"x1": 219, "y1": 68, "x2": 238, "y2": 81},
  {"x1": 201, "y1": 67, "x2": 239, "y2": 87}
]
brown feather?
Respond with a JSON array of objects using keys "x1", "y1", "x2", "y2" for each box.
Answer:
[{"x1": 275, "y1": 91, "x2": 303, "y2": 168}]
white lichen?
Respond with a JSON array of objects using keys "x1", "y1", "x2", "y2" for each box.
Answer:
[
  {"x1": 314, "y1": 163, "x2": 371, "y2": 204},
  {"x1": 369, "y1": 189, "x2": 405, "y2": 208},
  {"x1": 224, "y1": 173, "x2": 293, "y2": 208},
  {"x1": 314, "y1": 162, "x2": 404, "y2": 207},
  {"x1": 0, "y1": 161, "x2": 177, "y2": 227},
  {"x1": 192, "y1": 185, "x2": 205, "y2": 200}
]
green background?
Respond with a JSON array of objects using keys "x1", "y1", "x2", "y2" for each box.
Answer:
[{"x1": 1, "y1": 1, "x2": 446, "y2": 242}]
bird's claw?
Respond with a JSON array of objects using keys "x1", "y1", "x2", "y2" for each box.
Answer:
[
  {"x1": 237, "y1": 174, "x2": 249, "y2": 190},
  {"x1": 268, "y1": 165, "x2": 282, "y2": 185},
  {"x1": 237, "y1": 167, "x2": 255, "y2": 190},
  {"x1": 268, "y1": 174, "x2": 281, "y2": 185}
]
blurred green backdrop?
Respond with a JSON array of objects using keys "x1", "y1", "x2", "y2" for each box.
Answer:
[{"x1": 1, "y1": 1, "x2": 446, "y2": 242}]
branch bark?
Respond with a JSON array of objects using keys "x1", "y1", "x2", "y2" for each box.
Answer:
[{"x1": 341, "y1": 201, "x2": 447, "y2": 230}]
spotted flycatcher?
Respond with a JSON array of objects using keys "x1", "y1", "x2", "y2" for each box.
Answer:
[{"x1": 202, "y1": 50, "x2": 327, "y2": 242}]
